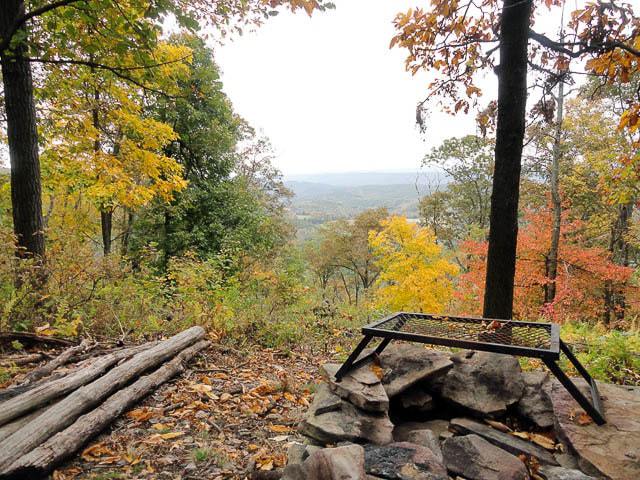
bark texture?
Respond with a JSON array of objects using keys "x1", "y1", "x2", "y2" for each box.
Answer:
[
  {"x1": 2, "y1": 340, "x2": 209, "y2": 478},
  {"x1": 0, "y1": 0, "x2": 45, "y2": 258},
  {"x1": 483, "y1": 0, "x2": 533, "y2": 320}
]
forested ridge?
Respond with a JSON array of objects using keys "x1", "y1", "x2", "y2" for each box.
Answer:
[{"x1": 0, "y1": 0, "x2": 640, "y2": 478}]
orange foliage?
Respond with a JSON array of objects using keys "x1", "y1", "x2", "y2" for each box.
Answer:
[{"x1": 455, "y1": 209, "x2": 635, "y2": 322}]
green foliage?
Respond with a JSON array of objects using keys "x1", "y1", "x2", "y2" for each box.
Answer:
[{"x1": 560, "y1": 322, "x2": 640, "y2": 385}]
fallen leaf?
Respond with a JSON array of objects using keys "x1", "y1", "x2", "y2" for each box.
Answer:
[
  {"x1": 485, "y1": 419, "x2": 511, "y2": 433},
  {"x1": 268, "y1": 424, "x2": 291, "y2": 433},
  {"x1": 577, "y1": 412, "x2": 593, "y2": 426}
]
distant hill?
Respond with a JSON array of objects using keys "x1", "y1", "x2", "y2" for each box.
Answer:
[
  {"x1": 286, "y1": 181, "x2": 429, "y2": 219},
  {"x1": 285, "y1": 170, "x2": 439, "y2": 187}
]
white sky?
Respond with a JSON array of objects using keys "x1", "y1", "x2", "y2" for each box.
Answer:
[{"x1": 215, "y1": 0, "x2": 485, "y2": 175}]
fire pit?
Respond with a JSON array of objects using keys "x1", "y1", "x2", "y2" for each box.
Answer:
[{"x1": 336, "y1": 313, "x2": 606, "y2": 425}]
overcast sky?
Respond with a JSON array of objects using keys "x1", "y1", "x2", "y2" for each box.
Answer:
[{"x1": 216, "y1": 0, "x2": 487, "y2": 176}]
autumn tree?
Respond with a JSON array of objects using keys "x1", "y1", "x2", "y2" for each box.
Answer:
[
  {"x1": 310, "y1": 208, "x2": 387, "y2": 304},
  {"x1": 0, "y1": 0, "x2": 332, "y2": 259},
  {"x1": 369, "y1": 216, "x2": 457, "y2": 313},
  {"x1": 391, "y1": 0, "x2": 640, "y2": 319},
  {"x1": 40, "y1": 42, "x2": 190, "y2": 255},
  {"x1": 563, "y1": 79, "x2": 640, "y2": 324}
]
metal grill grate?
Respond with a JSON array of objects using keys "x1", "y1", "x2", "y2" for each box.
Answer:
[
  {"x1": 363, "y1": 312, "x2": 558, "y2": 359},
  {"x1": 375, "y1": 313, "x2": 551, "y2": 348}
]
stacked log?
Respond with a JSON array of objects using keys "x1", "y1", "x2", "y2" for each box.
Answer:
[{"x1": 0, "y1": 327, "x2": 208, "y2": 479}]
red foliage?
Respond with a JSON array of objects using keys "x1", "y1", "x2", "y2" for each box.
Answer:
[{"x1": 455, "y1": 209, "x2": 635, "y2": 322}]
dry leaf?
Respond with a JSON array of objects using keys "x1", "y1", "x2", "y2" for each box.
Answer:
[
  {"x1": 268, "y1": 424, "x2": 291, "y2": 433},
  {"x1": 529, "y1": 433, "x2": 556, "y2": 451},
  {"x1": 577, "y1": 412, "x2": 594, "y2": 426},
  {"x1": 485, "y1": 419, "x2": 511, "y2": 433}
]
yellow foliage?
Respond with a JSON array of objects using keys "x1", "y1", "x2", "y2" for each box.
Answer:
[{"x1": 369, "y1": 216, "x2": 457, "y2": 313}]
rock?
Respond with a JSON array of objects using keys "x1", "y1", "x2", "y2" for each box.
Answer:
[
  {"x1": 300, "y1": 384, "x2": 394, "y2": 445},
  {"x1": 312, "y1": 383, "x2": 343, "y2": 415},
  {"x1": 393, "y1": 429, "x2": 443, "y2": 463},
  {"x1": 538, "y1": 466, "x2": 597, "y2": 480},
  {"x1": 398, "y1": 387, "x2": 434, "y2": 413},
  {"x1": 436, "y1": 351, "x2": 525, "y2": 417},
  {"x1": 442, "y1": 434, "x2": 529, "y2": 480},
  {"x1": 549, "y1": 379, "x2": 640, "y2": 480},
  {"x1": 364, "y1": 442, "x2": 448, "y2": 480},
  {"x1": 449, "y1": 417, "x2": 558, "y2": 465},
  {"x1": 303, "y1": 444, "x2": 367, "y2": 480},
  {"x1": 516, "y1": 371, "x2": 554, "y2": 428},
  {"x1": 281, "y1": 463, "x2": 306, "y2": 480},
  {"x1": 553, "y1": 453, "x2": 580, "y2": 470},
  {"x1": 322, "y1": 363, "x2": 389, "y2": 413},
  {"x1": 378, "y1": 344, "x2": 453, "y2": 397},
  {"x1": 287, "y1": 442, "x2": 307, "y2": 465},
  {"x1": 393, "y1": 420, "x2": 451, "y2": 442}
]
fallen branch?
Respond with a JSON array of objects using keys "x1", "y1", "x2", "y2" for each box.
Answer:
[
  {"x1": 21, "y1": 339, "x2": 95, "y2": 385},
  {"x1": 2, "y1": 340, "x2": 209, "y2": 478},
  {"x1": 0, "y1": 326, "x2": 205, "y2": 470},
  {"x1": 0, "y1": 332, "x2": 76, "y2": 348},
  {"x1": 0, "y1": 342, "x2": 156, "y2": 426},
  {"x1": 0, "y1": 353, "x2": 51, "y2": 367}
]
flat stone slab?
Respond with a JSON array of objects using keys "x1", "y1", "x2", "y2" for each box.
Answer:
[
  {"x1": 364, "y1": 442, "x2": 448, "y2": 480},
  {"x1": 517, "y1": 371, "x2": 554, "y2": 428},
  {"x1": 393, "y1": 420, "x2": 451, "y2": 442},
  {"x1": 450, "y1": 417, "x2": 558, "y2": 465},
  {"x1": 300, "y1": 384, "x2": 394, "y2": 445},
  {"x1": 539, "y1": 466, "x2": 597, "y2": 480},
  {"x1": 549, "y1": 379, "x2": 640, "y2": 480},
  {"x1": 378, "y1": 344, "x2": 453, "y2": 397},
  {"x1": 436, "y1": 350, "x2": 525, "y2": 417},
  {"x1": 322, "y1": 363, "x2": 389, "y2": 412},
  {"x1": 442, "y1": 434, "x2": 529, "y2": 480}
]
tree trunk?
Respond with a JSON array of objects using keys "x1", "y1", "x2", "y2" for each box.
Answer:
[
  {"x1": 603, "y1": 202, "x2": 633, "y2": 325},
  {"x1": 0, "y1": 1, "x2": 45, "y2": 259},
  {"x1": 2, "y1": 340, "x2": 209, "y2": 478},
  {"x1": 100, "y1": 209, "x2": 113, "y2": 255},
  {"x1": 545, "y1": 80, "x2": 565, "y2": 305},
  {"x1": 0, "y1": 327, "x2": 204, "y2": 470},
  {"x1": 483, "y1": 0, "x2": 532, "y2": 320}
]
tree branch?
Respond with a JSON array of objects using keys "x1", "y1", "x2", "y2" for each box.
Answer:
[{"x1": 0, "y1": 0, "x2": 85, "y2": 53}]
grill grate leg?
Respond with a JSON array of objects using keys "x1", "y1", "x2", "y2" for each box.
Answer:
[{"x1": 543, "y1": 340, "x2": 606, "y2": 425}]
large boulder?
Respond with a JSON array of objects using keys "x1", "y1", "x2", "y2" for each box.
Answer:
[
  {"x1": 321, "y1": 363, "x2": 389, "y2": 413},
  {"x1": 435, "y1": 350, "x2": 525, "y2": 417},
  {"x1": 516, "y1": 371, "x2": 554, "y2": 428},
  {"x1": 449, "y1": 417, "x2": 558, "y2": 465},
  {"x1": 303, "y1": 444, "x2": 368, "y2": 480},
  {"x1": 364, "y1": 442, "x2": 448, "y2": 480},
  {"x1": 378, "y1": 344, "x2": 453, "y2": 397},
  {"x1": 300, "y1": 384, "x2": 394, "y2": 445},
  {"x1": 549, "y1": 379, "x2": 640, "y2": 480},
  {"x1": 442, "y1": 434, "x2": 530, "y2": 480}
]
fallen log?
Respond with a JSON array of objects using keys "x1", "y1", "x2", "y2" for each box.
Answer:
[
  {"x1": 0, "y1": 342, "x2": 156, "y2": 426},
  {"x1": 0, "y1": 326, "x2": 205, "y2": 470},
  {"x1": 21, "y1": 339, "x2": 95, "y2": 385},
  {"x1": 0, "y1": 372, "x2": 67, "y2": 402},
  {"x1": 2, "y1": 340, "x2": 209, "y2": 478},
  {"x1": 0, "y1": 332, "x2": 76, "y2": 348}
]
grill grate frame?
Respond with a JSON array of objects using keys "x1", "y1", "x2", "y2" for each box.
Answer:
[{"x1": 362, "y1": 312, "x2": 559, "y2": 360}]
